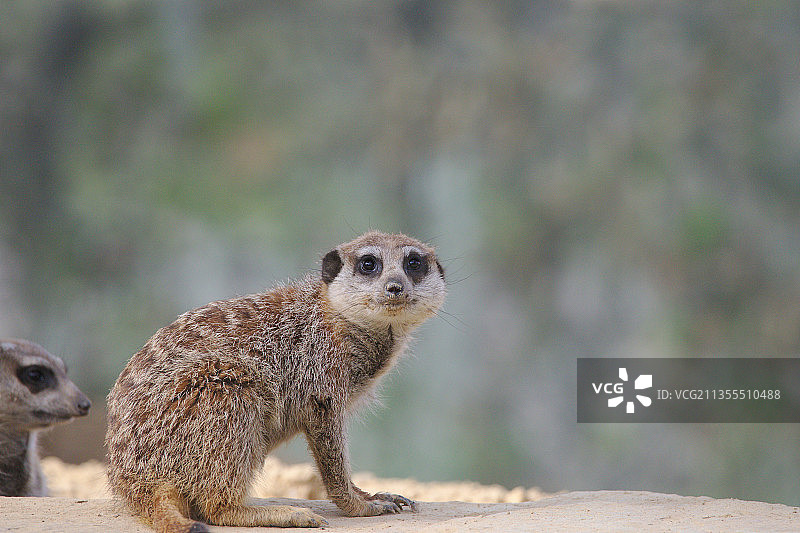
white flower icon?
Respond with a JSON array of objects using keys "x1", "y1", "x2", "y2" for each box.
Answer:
[{"x1": 608, "y1": 367, "x2": 652, "y2": 413}]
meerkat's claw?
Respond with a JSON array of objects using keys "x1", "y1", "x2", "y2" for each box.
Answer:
[
  {"x1": 369, "y1": 500, "x2": 402, "y2": 514},
  {"x1": 354, "y1": 500, "x2": 400, "y2": 516},
  {"x1": 371, "y1": 492, "x2": 418, "y2": 512}
]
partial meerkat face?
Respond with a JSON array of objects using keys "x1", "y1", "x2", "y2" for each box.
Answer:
[
  {"x1": 0, "y1": 339, "x2": 91, "y2": 430},
  {"x1": 322, "y1": 231, "x2": 446, "y2": 330}
]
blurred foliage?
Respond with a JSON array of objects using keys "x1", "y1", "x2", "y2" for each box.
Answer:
[{"x1": 2, "y1": 0, "x2": 800, "y2": 505}]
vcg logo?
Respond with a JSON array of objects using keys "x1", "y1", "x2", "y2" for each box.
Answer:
[{"x1": 591, "y1": 367, "x2": 653, "y2": 414}]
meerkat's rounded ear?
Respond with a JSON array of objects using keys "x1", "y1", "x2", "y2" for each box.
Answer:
[{"x1": 322, "y1": 249, "x2": 343, "y2": 283}]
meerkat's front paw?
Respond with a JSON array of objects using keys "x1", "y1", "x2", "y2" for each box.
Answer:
[
  {"x1": 369, "y1": 492, "x2": 418, "y2": 513},
  {"x1": 360, "y1": 499, "x2": 402, "y2": 515}
]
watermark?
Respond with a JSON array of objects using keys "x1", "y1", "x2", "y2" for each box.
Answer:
[{"x1": 577, "y1": 358, "x2": 800, "y2": 423}]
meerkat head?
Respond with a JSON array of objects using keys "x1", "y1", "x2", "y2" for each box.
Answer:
[
  {"x1": 321, "y1": 231, "x2": 446, "y2": 332},
  {"x1": 0, "y1": 339, "x2": 91, "y2": 431}
]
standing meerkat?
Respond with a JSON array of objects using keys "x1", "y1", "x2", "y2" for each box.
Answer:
[
  {"x1": 105, "y1": 231, "x2": 446, "y2": 532},
  {"x1": 0, "y1": 338, "x2": 91, "y2": 496}
]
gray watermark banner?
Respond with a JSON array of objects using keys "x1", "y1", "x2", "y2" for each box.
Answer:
[{"x1": 577, "y1": 358, "x2": 800, "y2": 423}]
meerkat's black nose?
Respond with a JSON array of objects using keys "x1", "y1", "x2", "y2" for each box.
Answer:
[
  {"x1": 385, "y1": 280, "x2": 404, "y2": 297},
  {"x1": 76, "y1": 396, "x2": 91, "y2": 415}
]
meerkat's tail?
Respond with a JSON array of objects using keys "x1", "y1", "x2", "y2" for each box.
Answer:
[{"x1": 151, "y1": 483, "x2": 209, "y2": 533}]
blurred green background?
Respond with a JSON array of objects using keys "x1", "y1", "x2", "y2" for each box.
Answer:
[{"x1": 2, "y1": 1, "x2": 800, "y2": 505}]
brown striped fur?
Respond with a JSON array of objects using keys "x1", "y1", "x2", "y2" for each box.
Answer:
[{"x1": 105, "y1": 232, "x2": 446, "y2": 532}]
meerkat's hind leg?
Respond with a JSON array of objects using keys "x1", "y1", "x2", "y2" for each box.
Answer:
[{"x1": 204, "y1": 503, "x2": 328, "y2": 528}]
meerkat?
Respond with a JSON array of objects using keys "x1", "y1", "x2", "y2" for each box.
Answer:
[
  {"x1": 105, "y1": 231, "x2": 446, "y2": 532},
  {"x1": 0, "y1": 338, "x2": 91, "y2": 497}
]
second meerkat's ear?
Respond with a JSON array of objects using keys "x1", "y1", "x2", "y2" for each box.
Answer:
[{"x1": 321, "y1": 249, "x2": 343, "y2": 283}]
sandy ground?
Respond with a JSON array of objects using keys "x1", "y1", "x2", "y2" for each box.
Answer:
[{"x1": 3, "y1": 458, "x2": 798, "y2": 532}]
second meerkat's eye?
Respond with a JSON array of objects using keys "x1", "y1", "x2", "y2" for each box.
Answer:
[
  {"x1": 17, "y1": 365, "x2": 56, "y2": 393},
  {"x1": 358, "y1": 255, "x2": 381, "y2": 275}
]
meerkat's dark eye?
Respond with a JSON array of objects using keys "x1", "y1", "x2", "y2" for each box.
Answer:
[
  {"x1": 404, "y1": 252, "x2": 429, "y2": 282},
  {"x1": 23, "y1": 367, "x2": 45, "y2": 383},
  {"x1": 406, "y1": 255, "x2": 422, "y2": 272},
  {"x1": 17, "y1": 365, "x2": 55, "y2": 393},
  {"x1": 358, "y1": 255, "x2": 380, "y2": 275}
]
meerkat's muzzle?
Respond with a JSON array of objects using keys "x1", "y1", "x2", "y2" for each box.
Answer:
[{"x1": 384, "y1": 279, "x2": 405, "y2": 298}]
